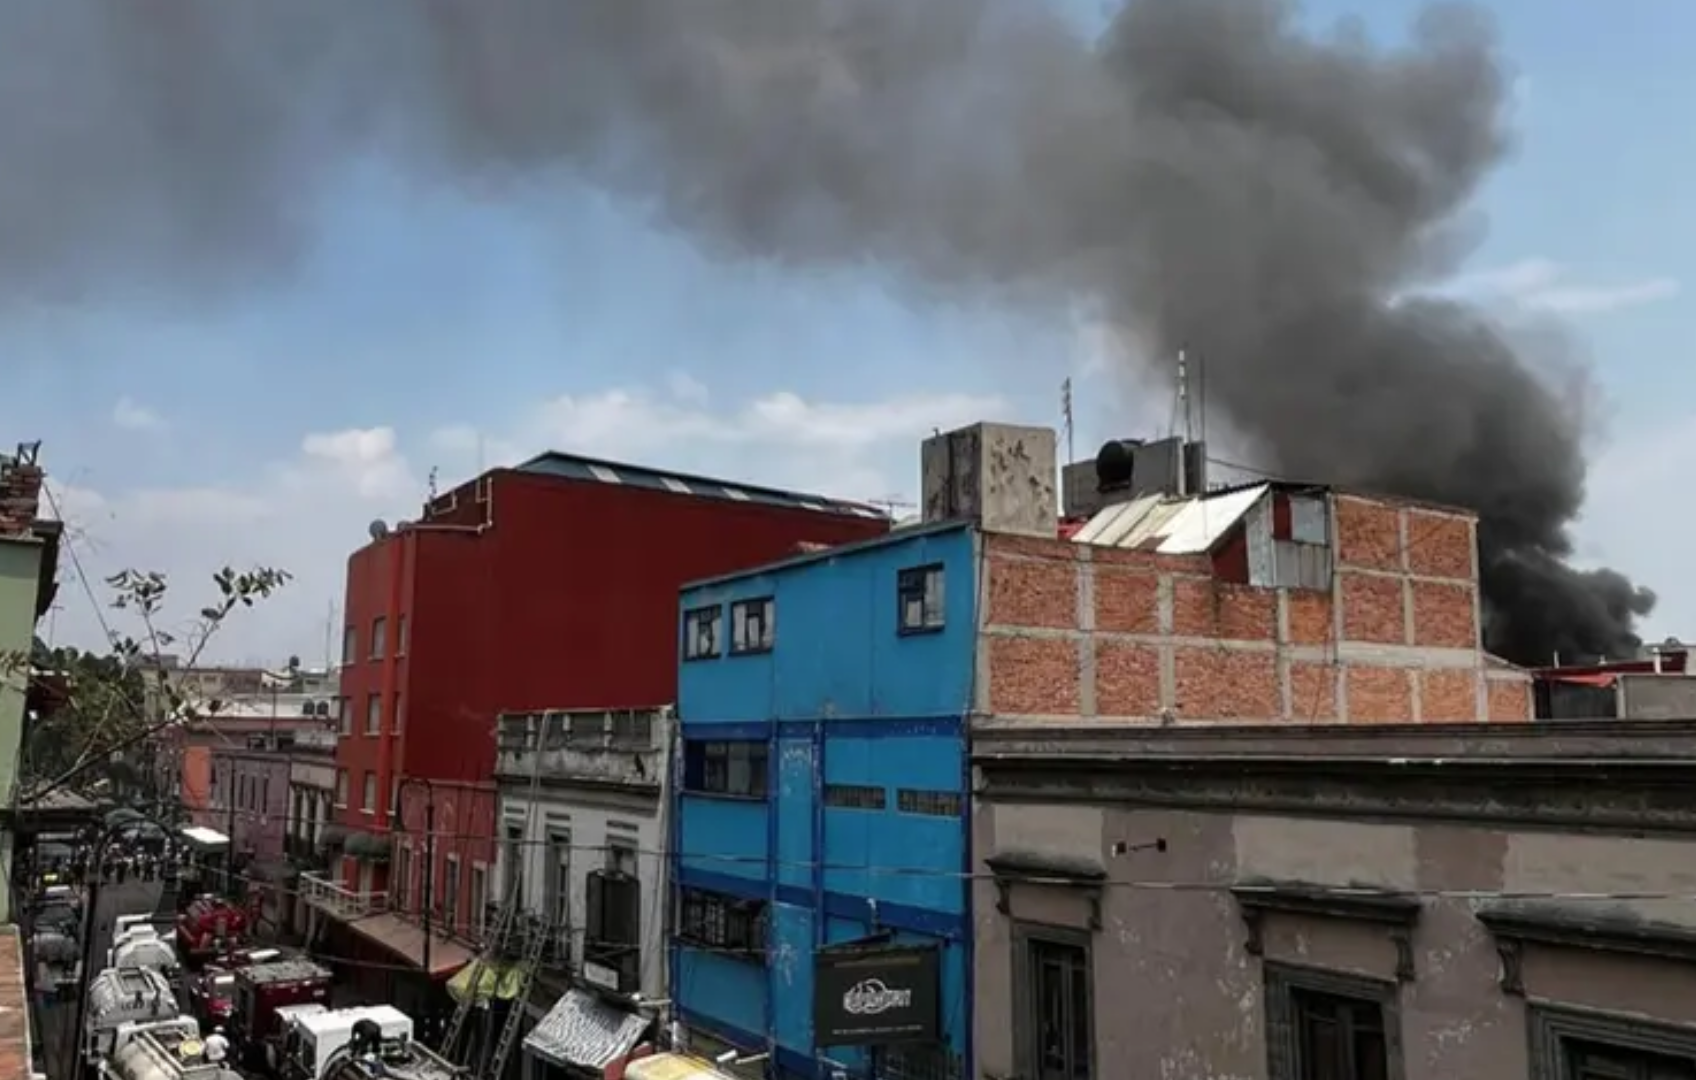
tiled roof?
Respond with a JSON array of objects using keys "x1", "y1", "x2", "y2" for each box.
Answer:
[
  {"x1": 0, "y1": 927, "x2": 30, "y2": 1080},
  {"x1": 516, "y1": 452, "x2": 887, "y2": 520}
]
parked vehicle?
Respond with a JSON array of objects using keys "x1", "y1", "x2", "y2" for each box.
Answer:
[
  {"x1": 278, "y1": 1007, "x2": 461, "y2": 1080},
  {"x1": 110, "y1": 924, "x2": 180, "y2": 974},
  {"x1": 188, "y1": 967, "x2": 238, "y2": 1030},
  {"x1": 98, "y1": 1016, "x2": 241, "y2": 1080},
  {"x1": 81, "y1": 968, "x2": 181, "y2": 1077},
  {"x1": 31, "y1": 928, "x2": 82, "y2": 1001},
  {"x1": 176, "y1": 895, "x2": 249, "y2": 966},
  {"x1": 231, "y1": 959, "x2": 333, "y2": 1075}
]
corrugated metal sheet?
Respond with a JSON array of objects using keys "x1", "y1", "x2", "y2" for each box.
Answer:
[
  {"x1": 1072, "y1": 485, "x2": 1270, "y2": 554},
  {"x1": 523, "y1": 988, "x2": 649, "y2": 1071},
  {"x1": 517, "y1": 452, "x2": 887, "y2": 519}
]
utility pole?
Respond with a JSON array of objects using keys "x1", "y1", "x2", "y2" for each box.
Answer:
[{"x1": 1061, "y1": 377, "x2": 1075, "y2": 465}]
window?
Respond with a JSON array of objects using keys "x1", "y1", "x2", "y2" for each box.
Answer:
[
  {"x1": 442, "y1": 855, "x2": 461, "y2": 929},
  {"x1": 394, "y1": 844, "x2": 411, "y2": 911},
  {"x1": 1528, "y1": 1004, "x2": 1696, "y2": 1080},
  {"x1": 503, "y1": 824, "x2": 525, "y2": 905},
  {"x1": 824, "y1": 784, "x2": 887, "y2": 810},
  {"x1": 342, "y1": 625, "x2": 355, "y2": 665},
  {"x1": 606, "y1": 838, "x2": 638, "y2": 877},
  {"x1": 389, "y1": 776, "x2": 398, "y2": 819},
  {"x1": 370, "y1": 616, "x2": 387, "y2": 660},
  {"x1": 610, "y1": 710, "x2": 655, "y2": 748},
  {"x1": 677, "y1": 888, "x2": 766, "y2": 956},
  {"x1": 682, "y1": 606, "x2": 722, "y2": 660},
  {"x1": 898, "y1": 565, "x2": 946, "y2": 633},
  {"x1": 547, "y1": 832, "x2": 571, "y2": 933},
  {"x1": 684, "y1": 741, "x2": 768, "y2": 798},
  {"x1": 393, "y1": 693, "x2": 404, "y2": 734},
  {"x1": 1265, "y1": 964, "x2": 1399, "y2": 1080},
  {"x1": 396, "y1": 615, "x2": 409, "y2": 655},
  {"x1": 730, "y1": 598, "x2": 775, "y2": 654},
  {"x1": 337, "y1": 697, "x2": 350, "y2": 736},
  {"x1": 470, "y1": 865, "x2": 488, "y2": 936},
  {"x1": 568, "y1": 713, "x2": 605, "y2": 745},
  {"x1": 365, "y1": 693, "x2": 382, "y2": 735},
  {"x1": 361, "y1": 772, "x2": 376, "y2": 816},
  {"x1": 897, "y1": 789, "x2": 962, "y2": 817},
  {"x1": 1018, "y1": 930, "x2": 1093, "y2": 1080},
  {"x1": 586, "y1": 868, "x2": 642, "y2": 990},
  {"x1": 334, "y1": 769, "x2": 349, "y2": 808}
]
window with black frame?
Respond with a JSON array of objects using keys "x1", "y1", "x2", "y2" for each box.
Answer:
[
  {"x1": 586, "y1": 868, "x2": 642, "y2": 991},
  {"x1": 1265, "y1": 965, "x2": 1399, "y2": 1080},
  {"x1": 677, "y1": 887, "x2": 766, "y2": 957},
  {"x1": 682, "y1": 606, "x2": 722, "y2": 660},
  {"x1": 731, "y1": 597, "x2": 775, "y2": 653},
  {"x1": 1023, "y1": 934, "x2": 1092, "y2": 1080},
  {"x1": 686, "y1": 740, "x2": 768, "y2": 798},
  {"x1": 897, "y1": 565, "x2": 946, "y2": 633}
]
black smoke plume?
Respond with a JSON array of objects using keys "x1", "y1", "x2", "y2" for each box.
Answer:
[{"x1": 0, "y1": 0, "x2": 1653, "y2": 664}]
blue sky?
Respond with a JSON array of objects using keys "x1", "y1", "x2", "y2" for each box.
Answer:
[{"x1": 5, "y1": 0, "x2": 1691, "y2": 662}]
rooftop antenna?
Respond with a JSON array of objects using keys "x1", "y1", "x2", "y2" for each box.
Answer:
[
  {"x1": 1175, "y1": 349, "x2": 1190, "y2": 497},
  {"x1": 427, "y1": 466, "x2": 439, "y2": 501},
  {"x1": 1061, "y1": 377, "x2": 1075, "y2": 465}
]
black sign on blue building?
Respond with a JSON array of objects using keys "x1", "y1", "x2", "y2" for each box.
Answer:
[{"x1": 813, "y1": 942, "x2": 941, "y2": 1047}]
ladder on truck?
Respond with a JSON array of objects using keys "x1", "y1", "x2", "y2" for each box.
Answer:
[{"x1": 441, "y1": 713, "x2": 550, "y2": 1076}]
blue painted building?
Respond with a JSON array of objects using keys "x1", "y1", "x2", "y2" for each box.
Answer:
[{"x1": 671, "y1": 521, "x2": 977, "y2": 1080}]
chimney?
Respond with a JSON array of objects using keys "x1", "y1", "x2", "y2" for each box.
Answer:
[
  {"x1": 0, "y1": 449, "x2": 44, "y2": 537},
  {"x1": 1062, "y1": 436, "x2": 1209, "y2": 517},
  {"x1": 920, "y1": 422, "x2": 1058, "y2": 537}
]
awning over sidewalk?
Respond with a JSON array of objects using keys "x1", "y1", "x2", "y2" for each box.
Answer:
[
  {"x1": 348, "y1": 913, "x2": 474, "y2": 979},
  {"x1": 523, "y1": 989, "x2": 649, "y2": 1073}
]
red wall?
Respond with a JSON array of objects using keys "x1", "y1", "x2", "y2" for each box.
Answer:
[
  {"x1": 335, "y1": 468, "x2": 887, "y2": 842},
  {"x1": 381, "y1": 780, "x2": 498, "y2": 935}
]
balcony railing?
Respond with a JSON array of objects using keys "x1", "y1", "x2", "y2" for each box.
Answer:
[{"x1": 300, "y1": 871, "x2": 388, "y2": 919}]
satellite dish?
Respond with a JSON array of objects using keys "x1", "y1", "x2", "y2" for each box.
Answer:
[{"x1": 368, "y1": 520, "x2": 390, "y2": 541}]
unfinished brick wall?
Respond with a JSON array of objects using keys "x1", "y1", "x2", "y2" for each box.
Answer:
[
  {"x1": 0, "y1": 454, "x2": 43, "y2": 537},
  {"x1": 978, "y1": 491, "x2": 1532, "y2": 725}
]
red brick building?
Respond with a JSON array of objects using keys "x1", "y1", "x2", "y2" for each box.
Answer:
[
  {"x1": 981, "y1": 487, "x2": 1531, "y2": 724},
  {"x1": 307, "y1": 452, "x2": 888, "y2": 989}
]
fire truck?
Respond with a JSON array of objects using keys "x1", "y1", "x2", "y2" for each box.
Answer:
[
  {"x1": 175, "y1": 895, "x2": 250, "y2": 966},
  {"x1": 277, "y1": 1007, "x2": 462, "y2": 1080},
  {"x1": 230, "y1": 958, "x2": 334, "y2": 1074}
]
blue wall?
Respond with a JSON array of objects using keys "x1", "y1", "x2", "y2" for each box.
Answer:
[{"x1": 672, "y1": 524, "x2": 977, "y2": 1080}]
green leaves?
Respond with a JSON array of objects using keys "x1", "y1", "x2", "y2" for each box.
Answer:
[{"x1": 16, "y1": 563, "x2": 291, "y2": 803}]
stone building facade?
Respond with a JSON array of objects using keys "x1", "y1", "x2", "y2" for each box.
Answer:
[{"x1": 972, "y1": 722, "x2": 1696, "y2": 1080}]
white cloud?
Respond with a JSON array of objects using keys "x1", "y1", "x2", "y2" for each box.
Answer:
[
  {"x1": 112, "y1": 397, "x2": 166, "y2": 432},
  {"x1": 1450, "y1": 259, "x2": 1681, "y2": 316},
  {"x1": 46, "y1": 383, "x2": 1009, "y2": 663}
]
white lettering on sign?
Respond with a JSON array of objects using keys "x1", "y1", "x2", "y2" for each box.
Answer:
[{"x1": 842, "y1": 979, "x2": 912, "y2": 1016}]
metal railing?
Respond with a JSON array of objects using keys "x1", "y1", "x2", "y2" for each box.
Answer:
[{"x1": 299, "y1": 871, "x2": 388, "y2": 919}]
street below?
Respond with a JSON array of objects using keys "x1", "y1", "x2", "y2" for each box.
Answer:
[{"x1": 39, "y1": 877, "x2": 166, "y2": 1080}]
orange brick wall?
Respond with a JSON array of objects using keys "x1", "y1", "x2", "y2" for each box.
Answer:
[{"x1": 978, "y1": 491, "x2": 1533, "y2": 726}]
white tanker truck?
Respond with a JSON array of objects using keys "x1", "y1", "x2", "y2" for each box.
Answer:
[
  {"x1": 279, "y1": 1007, "x2": 463, "y2": 1080},
  {"x1": 98, "y1": 1018, "x2": 242, "y2": 1080},
  {"x1": 83, "y1": 967, "x2": 184, "y2": 1072}
]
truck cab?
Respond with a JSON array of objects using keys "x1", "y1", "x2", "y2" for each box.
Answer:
[{"x1": 176, "y1": 895, "x2": 249, "y2": 966}]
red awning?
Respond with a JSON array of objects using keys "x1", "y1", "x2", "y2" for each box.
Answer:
[{"x1": 1547, "y1": 673, "x2": 1617, "y2": 688}]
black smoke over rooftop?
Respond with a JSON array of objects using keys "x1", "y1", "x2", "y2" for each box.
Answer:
[{"x1": 0, "y1": 0, "x2": 1652, "y2": 664}]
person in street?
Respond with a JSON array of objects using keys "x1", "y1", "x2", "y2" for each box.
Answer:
[{"x1": 204, "y1": 1026, "x2": 230, "y2": 1064}]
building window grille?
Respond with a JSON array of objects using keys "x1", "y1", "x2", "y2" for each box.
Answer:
[
  {"x1": 824, "y1": 784, "x2": 887, "y2": 810},
  {"x1": 677, "y1": 887, "x2": 766, "y2": 957},
  {"x1": 873, "y1": 1047, "x2": 965, "y2": 1080},
  {"x1": 683, "y1": 606, "x2": 722, "y2": 660},
  {"x1": 897, "y1": 789, "x2": 963, "y2": 817},
  {"x1": 730, "y1": 598, "x2": 775, "y2": 654},
  {"x1": 897, "y1": 565, "x2": 946, "y2": 633},
  {"x1": 1265, "y1": 963, "x2": 1402, "y2": 1080},
  {"x1": 1018, "y1": 931, "x2": 1094, "y2": 1080}
]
